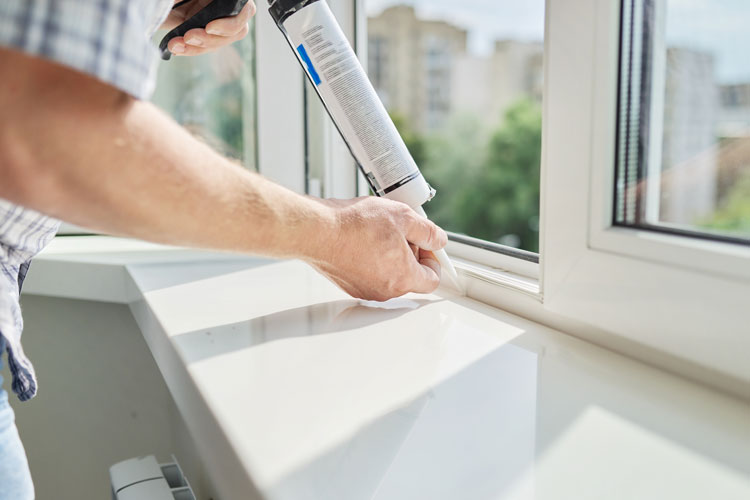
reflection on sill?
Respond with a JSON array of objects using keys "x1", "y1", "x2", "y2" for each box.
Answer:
[
  {"x1": 174, "y1": 297, "x2": 438, "y2": 365},
  {"x1": 268, "y1": 340, "x2": 538, "y2": 500},
  {"x1": 174, "y1": 291, "x2": 535, "y2": 499}
]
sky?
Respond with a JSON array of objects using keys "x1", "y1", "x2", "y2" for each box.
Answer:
[
  {"x1": 665, "y1": 0, "x2": 750, "y2": 83},
  {"x1": 365, "y1": 0, "x2": 750, "y2": 84},
  {"x1": 365, "y1": 0, "x2": 545, "y2": 56}
]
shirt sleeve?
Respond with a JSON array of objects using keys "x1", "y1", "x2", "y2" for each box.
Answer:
[{"x1": 0, "y1": 0, "x2": 173, "y2": 100}]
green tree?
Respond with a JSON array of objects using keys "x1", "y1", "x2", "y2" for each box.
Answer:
[
  {"x1": 449, "y1": 99, "x2": 542, "y2": 251},
  {"x1": 390, "y1": 99, "x2": 542, "y2": 252},
  {"x1": 390, "y1": 112, "x2": 427, "y2": 168},
  {"x1": 208, "y1": 79, "x2": 244, "y2": 158},
  {"x1": 701, "y1": 169, "x2": 750, "y2": 236},
  {"x1": 419, "y1": 114, "x2": 489, "y2": 231}
]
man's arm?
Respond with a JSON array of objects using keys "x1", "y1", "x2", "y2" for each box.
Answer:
[{"x1": 0, "y1": 47, "x2": 446, "y2": 301}]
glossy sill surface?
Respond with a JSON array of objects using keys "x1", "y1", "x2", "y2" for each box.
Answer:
[
  {"x1": 27, "y1": 239, "x2": 750, "y2": 500},
  {"x1": 132, "y1": 260, "x2": 750, "y2": 500}
]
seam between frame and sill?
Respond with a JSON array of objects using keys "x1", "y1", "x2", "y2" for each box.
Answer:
[{"x1": 452, "y1": 257, "x2": 542, "y2": 300}]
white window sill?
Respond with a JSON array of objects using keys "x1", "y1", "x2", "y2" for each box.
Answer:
[{"x1": 21, "y1": 236, "x2": 750, "y2": 500}]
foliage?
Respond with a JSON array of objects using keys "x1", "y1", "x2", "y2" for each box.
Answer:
[
  {"x1": 419, "y1": 114, "x2": 489, "y2": 232},
  {"x1": 390, "y1": 112, "x2": 427, "y2": 168},
  {"x1": 400, "y1": 99, "x2": 542, "y2": 252},
  {"x1": 207, "y1": 80, "x2": 244, "y2": 158},
  {"x1": 700, "y1": 169, "x2": 750, "y2": 236}
]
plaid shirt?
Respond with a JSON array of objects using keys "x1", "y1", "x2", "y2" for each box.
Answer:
[{"x1": 0, "y1": 0, "x2": 173, "y2": 401}]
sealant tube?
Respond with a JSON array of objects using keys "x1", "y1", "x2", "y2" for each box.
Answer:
[{"x1": 268, "y1": 0, "x2": 461, "y2": 290}]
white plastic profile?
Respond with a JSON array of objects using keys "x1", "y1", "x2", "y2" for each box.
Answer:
[{"x1": 110, "y1": 455, "x2": 195, "y2": 500}]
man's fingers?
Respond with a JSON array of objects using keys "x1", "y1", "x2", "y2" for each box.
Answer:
[
  {"x1": 170, "y1": 23, "x2": 249, "y2": 56},
  {"x1": 183, "y1": 28, "x2": 211, "y2": 47},
  {"x1": 167, "y1": 1, "x2": 254, "y2": 56},
  {"x1": 403, "y1": 212, "x2": 448, "y2": 252},
  {"x1": 205, "y1": 2, "x2": 255, "y2": 36},
  {"x1": 183, "y1": 25, "x2": 248, "y2": 48},
  {"x1": 168, "y1": 36, "x2": 210, "y2": 57},
  {"x1": 409, "y1": 242, "x2": 419, "y2": 260},
  {"x1": 167, "y1": 36, "x2": 189, "y2": 55},
  {"x1": 419, "y1": 248, "x2": 438, "y2": 263},
  {"x1": 407, "y1": 252, "x2": 441, "y2": 294}
]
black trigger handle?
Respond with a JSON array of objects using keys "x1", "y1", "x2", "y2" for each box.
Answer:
[{"x1": 159, "y1": 0, "x2": 249, "y2": 60}]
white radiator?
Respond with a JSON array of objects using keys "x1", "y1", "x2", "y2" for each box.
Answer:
[{"x1": 110, "y1": 455, "x2": 195, "y2": 500}]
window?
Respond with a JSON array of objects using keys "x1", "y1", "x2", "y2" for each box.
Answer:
[
  {"x1": 151, "y1": 28, "x2": 258, "y2": 170},
  {"x1": 364, "y1": 1, "x2": 545, "y2": 253},
  {"x1": 615, "y1": 0, "x2": 750, "y2": 245},
  {"x1": 542, "y1": 0, "x2": 750, "y2": 385},
  {"x1": 368, "y1": 36, "x2": 389, "y2": 106},
  {"x1": 58, "y1": 21, "x2": 259, "y2": 236}
]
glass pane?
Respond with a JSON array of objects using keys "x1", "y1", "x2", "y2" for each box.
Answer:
[
  {"x1": 366, "y1": 1, "x2": 544, "y2": 252},
  {"x1": 150, "y1": 27, "x2": 257, "y2": 170},
  {"x1": 615, "y1": 0, "x2": 750, "y2": 244}
]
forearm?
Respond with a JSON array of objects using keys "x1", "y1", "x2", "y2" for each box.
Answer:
[
  {"x1": 0, "y1": 48, "x2": 332, "y2": 260},
  {"x1": 0, "y1": 47, "x2": 448, "y2": 301}
]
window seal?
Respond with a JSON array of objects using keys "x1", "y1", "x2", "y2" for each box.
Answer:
[{"x1": 613, "y1": 221, "x2": 750, "y2": 248}]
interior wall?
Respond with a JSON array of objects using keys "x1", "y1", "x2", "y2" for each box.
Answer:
[{"x1": 2, "y1": 295, "x2": 214, "y2": 500}]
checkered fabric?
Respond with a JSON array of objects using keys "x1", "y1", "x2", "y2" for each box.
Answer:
[{"x1": 0, "y1": 0, "x2": 173, "y2": 401}]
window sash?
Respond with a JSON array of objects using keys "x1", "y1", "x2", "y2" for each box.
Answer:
[
  {"x1": 613, "y1": 0, "x2": 750, "y2": 250},
  {"x1": 589, "y1": 0, "x2": 750, "y2": 281},
  {"x1": 542, "y1": 0, "x2": 750, "y2": 384},
  {"x1": 347, "y1": 0, "x2": 542, "y2": 272}
]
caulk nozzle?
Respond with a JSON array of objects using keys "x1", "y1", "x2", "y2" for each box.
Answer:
[{"x1": 414, "y1": 207, "x2": 463, "y2": 293}]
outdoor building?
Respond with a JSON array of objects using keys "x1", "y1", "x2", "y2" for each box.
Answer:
[
  {"x1": 453, "y1": 40, "x2": 543, "y2": 128},
  {"x1": 660, "y1": 47, "x2": 719, "y2": 225},
  {"x1": 368, "y1": 6, "x2": 543, "y2": 132},
  {"x1": 719, "y1": 82, "x2": 750, "y2": 138},
  {"x1": 367, "y1": 5, "x2": 468, "y2": 132}
]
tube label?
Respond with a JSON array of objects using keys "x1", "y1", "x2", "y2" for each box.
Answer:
[
  {"x1": 296, "y1": 44, "x2": 322, "y2": 85},
  {"x1": 283, "y1": 1, "x2": 421, "y2": 194}
]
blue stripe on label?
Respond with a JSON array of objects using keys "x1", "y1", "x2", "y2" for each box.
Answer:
[{"x1": 297, "y1": 43, "x2": 322, "y2": 86}]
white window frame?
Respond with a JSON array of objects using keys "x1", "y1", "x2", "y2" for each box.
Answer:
[
  {"x1": 591, "y1": 0, "x2": 750, "y2": 282},
  {"x1": 305, "y1": 0, "x2": 368, "y2": 199},
  {"x1": 256, "y1": 0, "x2": 365, "y2": 199},
  {"x1": 542, "y1": 0, "x2": 750, "y2": 383},
  {"x1": 344, "y1": 0, "x2": 749, "y2": 386},
  {"x1": 255, "y1": 3, "x2": 307, "y2": 193}
]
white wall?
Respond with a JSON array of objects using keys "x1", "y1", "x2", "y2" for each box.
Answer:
[{"x1": 4, "y1": 296, "x2": 214, "y2": 500}]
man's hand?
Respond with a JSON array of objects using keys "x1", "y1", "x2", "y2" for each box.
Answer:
[
  {"x1": 162, "y1": 0, "x2": 256, "y2": 56},
  {"x1": 309, "y1": 198, "x2": 448, "y2": 302}
]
